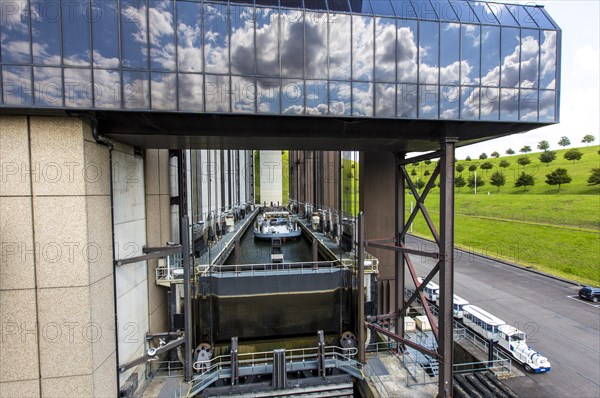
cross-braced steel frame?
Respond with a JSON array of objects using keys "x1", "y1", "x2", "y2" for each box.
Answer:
[{"x1": 360, "y1": 138, "x2": 457, "y2": 398}]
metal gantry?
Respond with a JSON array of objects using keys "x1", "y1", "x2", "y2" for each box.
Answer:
[{"x1": 362, "y1": 138, "x2": 457, "y2": 398}]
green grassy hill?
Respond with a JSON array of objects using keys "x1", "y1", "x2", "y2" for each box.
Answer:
[{"x1": 406, "y1": 145, "x2": 600, "y2": 285}]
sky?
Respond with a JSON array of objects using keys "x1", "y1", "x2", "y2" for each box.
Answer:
[{"x1": 454, "y1": 0, "x2": 600, "y2": 159}]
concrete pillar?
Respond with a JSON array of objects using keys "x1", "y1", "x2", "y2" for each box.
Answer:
[
  {"x1": 0, "y1": 116, "x2": 116, "y2": 397},
  {"x1": 359, "y1": 152, "x2": 396, "y2": 313}
]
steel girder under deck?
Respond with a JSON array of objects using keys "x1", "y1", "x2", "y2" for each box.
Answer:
[{"x1": 363, "y1": 139, "x2": 457, "y2": 398}]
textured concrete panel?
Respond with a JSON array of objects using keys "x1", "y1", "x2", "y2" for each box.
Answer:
[
  {"x1": 0, "y1": 379, "x2": 40, "y2": 398},
  {"x1": 158, "y1": 149, "x2": 170, "y2": 196},
  {"x1": 159, "y1": 194, "x2": 171, "y2": 244},
  {"x1": 33, "y1": 196, "x2": 90, "y2": 288},
  {"x1": 0, "y1": 116, "x2": 30, "y2": 196},
  {"x1": 0, "y1": 290, "x2": 39, "y2": 382},
  {"x1": 149, "y1": 301, "x2": 168, "y2": 335},
  {"x1": 86, "y1": 195, "x2": 113, "y2": 285},
  {"x1": 259, "y1": 151, "x2": 283, "y2": 205},
  {"x1": 144, "y1": 149, "x2": 160, "y2": 195},
  {"x1": 0, "y1": 196, "x2": 35, "y2": 290},
  {"x1": 83, "y1": 140, "x2": 110, "y2": 196},
  {"x1": 145, "y1": 195, "x2": 160, "y2": 247},
  {"x1": 37, "y1": 287, "x2": 93, "y2": 378},
  {"x1": 112, "y1": 150, "x2": 145, "y2": 225},
  {"x1": 29, "y1": 117, "x2": 86, "y2": 197},
  {"x1": 90, "y1": 275, "x2": 116, "y2": 370},
  {"x1": 40, "y1": 374, "x2": 93, "y2": 398},
  {"x1": 93, "y1": 352, "x2": 117, "y2": 398}
]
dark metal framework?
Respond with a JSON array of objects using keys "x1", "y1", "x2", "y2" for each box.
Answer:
[{"x1": 361, "y1": 138, "x2": 457, "y2": 397}]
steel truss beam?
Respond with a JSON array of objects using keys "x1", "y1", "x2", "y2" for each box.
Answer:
[{"x1": 364, "y1": 138, "x2": 457, "y2": 398}]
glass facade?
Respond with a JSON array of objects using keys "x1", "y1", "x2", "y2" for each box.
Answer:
[{"x1": 0, "y1": 0, "x2": 560, "y2": 123}]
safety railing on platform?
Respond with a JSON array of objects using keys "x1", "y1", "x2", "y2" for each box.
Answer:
[
  {"x1": 200, "y1": 260, "x2": 342, "y2": 276},
  {"x1": 155, "y1": 254, "x2": 183, "y2": 282}
]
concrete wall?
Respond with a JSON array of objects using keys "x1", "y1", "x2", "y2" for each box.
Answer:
[
  {"x1": 0, "y1": 116, "x2": 116, "y2": 397},
  {"x1": 259, "y1": 151, "x2": 283, "y2": 205}
]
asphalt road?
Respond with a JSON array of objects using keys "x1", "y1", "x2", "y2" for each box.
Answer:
[{"x1": 405, "y1": 236, "x2": 600, "y2": 398}]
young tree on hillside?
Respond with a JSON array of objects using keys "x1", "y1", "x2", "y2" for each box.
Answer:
[
  {"x1": 517, "y1": 156, "x2": 531, "y2": 167},
  {"x1": 424, "y1": 159, "x2": 432, "y2": 165},
  {"x1": 520, "y1": 146, "x2": 532, "y2": 154},
  {"x1": 412, "y1": 162, "x2": 420, "y2": 166},
  {"x1": 506, "y1": 148, "x2": 515, "y2": 155},
  {"x1": 491, "y1": 151, "x2": 500, "y2": 158},
  {"x1": 545, "y1": 168, "x2": 572, "y2": 192},
  {"x1": 587, "y1": 168, "x2": 600, "y2": 185},
  {"x1": 455, "y1": 175, "x2": 466, "y2": 191},
  {"x1": 415, "y1": 179, "x2": 426, "y2": 190},
  {"x1": 468, "y1": 164, "x2": 478, "y2": 172},
  {"x1": 424, "y1": 170, "x2": 431, "y2": 176},
  {"x1": 467, "y1": 174, "x2": 485, "y2": 189},
  {"x1": 499, "y1": 160, "x2": 510, "y2": 168},
  {"x1": 411, "y1": 168, "x2": 417, "y2": 176},
  {"x1": 465, "y1": 156, "x2": 472, "y2": 161},
  {"x1": 558, "y1": 136, "x2": 571, "y2": 147},
  {"x1": 489, "y1": 171, "x2": 506, "y2": 192},
  {"x1": 538, "y1": 150, "x2": 557, "y2": 167},
  {"x1": 514, "y1": 172, "x2": 535, "y2": 190},
  {"x1": 479, "y1": 153, "x2": 488, "y2": 160},
  {"x1": 456, "y1": 164, "x2": 465, "y2": 173},
  {"x1": 581, "y1": 134, "x2": 596, "y2": 146},
  {"x1": 480, "y1": 162, "x2": 494, "y2": 170},
  {"x1": 537, "y1": 140, "x2": 550, "y2": 151},
  {"x1": 564, "y1": 148, "x2": 583, "y2": 164}
]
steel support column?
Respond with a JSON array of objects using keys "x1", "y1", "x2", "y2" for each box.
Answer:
[
  {"x1": 438, "y1": 138, "x2": 457, "y2": 398},
  {"x1": 357, "y1": 212, "x2": 365, "y2": 363},
  {"x1": 395, "y1": 153, "x2": 406, "y2": 339}
]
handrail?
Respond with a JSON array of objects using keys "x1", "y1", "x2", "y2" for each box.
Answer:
[{"x1": 200, "y1": 260, "x2": 343, "y2": 276}]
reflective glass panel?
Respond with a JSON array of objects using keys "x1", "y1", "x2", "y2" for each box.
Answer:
[
  {"x1": 64, "y1": 68, "x2": 93, "y2": 108},
  {"x1": 31, "y1": 1, "x2": 61, "y2": 65},
  {"x1": 329, "y1": 81, "x2": 350, "y2": 116},
  {"x1": 93, "y1": 69, "x2": 121, "y2": 109},
  {"x1": 352, "y1": 15, "x2": 373, "y2": 81},
  {"x1": 481, "y1": 26, "x2": 500, "y2": 86},
  {"x1": 0, "y1": 0, "x2": 31, "y2": 63},
  {"x1": 281, "y1": 0, "x2": 304, "y2": 8},
  {"x1": 539, "y1": 90, "x2": 555, "y2": 122},
  {"x1": 257, "y1": 78, "x2": 280, "y2": 113},
  {"x1": 231, "y1": 5, "x2": 256, "y2": 75},
  {"x1": 204, "y1": 2, "x2": 229, "y2": 74},
  {"x1": 329, "y1": 13, "x2": 351, "y2": 79},
  {"x1": 448, "y1": 0, "x2": 478, "y2": 23},
  {"x1": 488, "y1": 3, "x2": 518, "y2": 27},
  {"x1": 524, "y1": 6, "x2": 556, "y2": 29},
  {"x1": 540, "y1": 30, "x2": 556, "y2": 89},
  {"x1": 480, "y1": 87, "x2": 499, "y2": 120},
  {"x1": 419, "y1": 84, "x2": 438, "y2": 118},
  {"x1": 282, "y1": 79, "x2": 304, "y2": 114},
  {"x1": 461, "y1": 24, "x2": 480, "y2": 85},
  {"x1": 121, "y1": 0, "x2": 148, "y2": 69},
  {"x1": 352, "y1": 82, "x2": 373, "y2": 116},
  {"x1": 375, "y1": 83, "x2": 395, "y2": 117},
  {"x1": 500, "y1": 88, "x2": 518, "y2": 120},
  {"x1": 281, "y1": 9, "x2": 304, "y2": 78},
  {"x1": 123, "y1": 70, "x2": 149, "y2": 109},
  {"x1": 410, "y1": 0, "x2": 438, "y2": 20},
  {"x1": 256, "y1": 7, "x2": 280, "y2": 76},
  {"x1": 398, "y1": 83, "x2": 417, "y2": 118},
  {"x1": 3, "y1": 66, "x2": 32, "y2": 106},
  {"x1": 306, "y1": 80, "x2": 328, "y2": 115},
  {"x1": 306, "y1": 12, "x2": 328, "y2": 79},
  {"x1": 257, "y1": 0, "x2": 279, "y2": 6},
  {"x1": 350, "y1": 0, "x2": 372, "y2": 14},
  {"x1": 500, "y1": 28, "x2": 520, "y2": 88},
  {"x1": 460, "y1": 86, "x2": 479, "y2": 119},
  {"x1": 151, "y1": 72, "x2": 176, "y2": 111},
  {"x1": 62, "y1": 0, "x2": 90, "y2": 66},
  {"x1": 34, "y1": 67, "x2": 62, "y2": 106},
  {"x1": 507, "y1": 4, "x2": 537, "y2": 28},
  {"x1": 391, "y1": 0, "x2": 417, "y2": 19},
  {"x1": 520, "y1": 89, "x2": 538, "y2": 121},
  {"x1": 375, "y1": 18, "x2": 396, "y2": 82},
  {"x1": 397, "y1": 19, "x2": 418, "y2": 83},
  {"x1": 430, "y1": 0, "x2": 459, "y2": 22},
  {"x1": 469, "y1": 1, "x2": 498, "y2": 24},
  {"x1": 370, "y1": 0, "x2": 395, "y2": 17},
  {"x1": 327, "y1": 0, "x2": 350, "y2": 13},
  {"x1": 232, "y1": 75, "x2": 256, "y2": 113},
  {"x1": 205, "y1": 74, "x2": 231, "y2": 112},
  {"x1": 520, "y1": 29, "x2": 539, "y2": 89},
  {"x1": 92, "y1": 0, "x2": 120, "y2": 68},
  {"x1": 440, "y1": 85, "x2": 459, "y2": 119},
  {"x1": 440, "y1": 23, "x2": 459, "y2": 85},
  {"x1": 149, "y1": 1, "x2": 175, "y2": 70},
  {"x1": 419, "y1": 21, "x2": 439, "y2": 84},
  {"x1": 177, "y1": 1, "x2": 203, "y2": 72},
  {"x1": 305, "y1": 0, "x2": 327, "y2": 11},
  {"x1": 178, "y1": 73, "x2": 204, "y2": 111}
]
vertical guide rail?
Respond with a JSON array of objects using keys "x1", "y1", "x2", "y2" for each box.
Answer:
[
  {"x1": 178, "y1": 150, "x2": 193, "y2": 382},
  {"x1": 357, "y1": 212, "x2": 365, "y2": 363},
  {"x1": 395, "y1": 153, "x2": 406, "y2": 339},
  {"x1": 438, "y1": 138, "x2": 457, "y2": 398}
]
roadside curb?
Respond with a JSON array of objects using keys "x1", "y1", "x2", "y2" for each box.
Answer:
[{"x1": 406, "y1": 234, "x2": 584, "y2": 287}]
